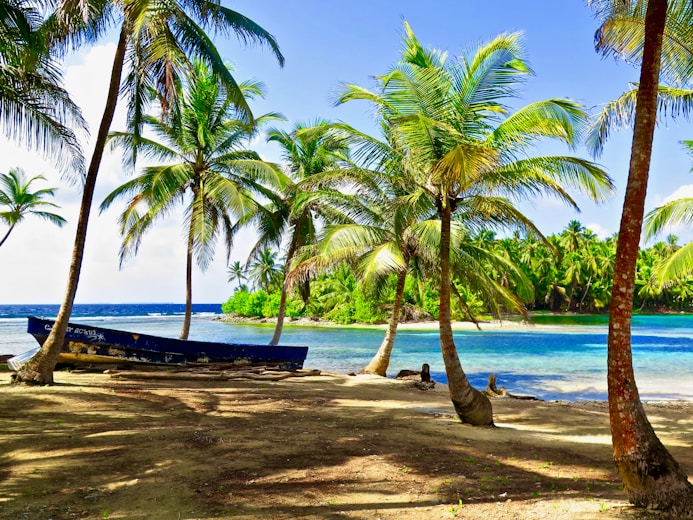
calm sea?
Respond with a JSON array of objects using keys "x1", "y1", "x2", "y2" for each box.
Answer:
[{"x1": 1, "y1": 304, "x2": 692, "y2": 402}]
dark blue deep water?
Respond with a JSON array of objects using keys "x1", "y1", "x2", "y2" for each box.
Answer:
[{"x1": 2, "y1": 305, "x2": 692, "y2": 402}]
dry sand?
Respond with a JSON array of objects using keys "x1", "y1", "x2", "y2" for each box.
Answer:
[{"x1": 1, "y1": 368, "x2": 692, "y2": 519}]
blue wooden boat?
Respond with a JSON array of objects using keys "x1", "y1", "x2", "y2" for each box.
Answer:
[{"x1": 11, "y1": 316, "x2": 308, "y2": 370}]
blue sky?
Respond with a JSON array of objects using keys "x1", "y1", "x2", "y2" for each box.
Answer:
[{"x1": 1, "y1": 0, "x2": 692, "y2": 304}]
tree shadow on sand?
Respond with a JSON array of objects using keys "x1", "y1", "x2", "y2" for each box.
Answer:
[{"x1": 1, "y1": 371, "x2": 690, "y2": 519}]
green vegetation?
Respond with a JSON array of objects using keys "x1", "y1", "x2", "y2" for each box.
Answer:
[{"x1": 223, "y1": 218, "x2": 693, "y2": 323}]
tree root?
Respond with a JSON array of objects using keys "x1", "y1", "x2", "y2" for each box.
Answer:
[
  {"x1": 483, "y1": 373, "x2": 541, "y2": 400},
  {"x1": 106, "y1": 367, "x2": 321, "y2": 382}
]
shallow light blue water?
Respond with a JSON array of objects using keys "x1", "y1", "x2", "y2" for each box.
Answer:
[{"x1": 1, "y1": 305, "x2": 692, "y2": 402}]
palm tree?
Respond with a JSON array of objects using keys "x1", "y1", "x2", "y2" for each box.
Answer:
[
  {"x1": 294, "y1": 195, "x2": 440, "y2": 375},
  {"x1": 0, "y1": 0, "x2": 85, "y2": 172},
  {"x1": 248, "y1": 248, "x2": 282, "y2": 292},
  {"x1": 13, "y1": 0, "x2": 284, "y2": 384},
  {"x1": 338, "y1": 23, "x2": 613, "y2": 425},
  {"x1": 0, "y1": 168, "x2": 66, "y2": 247},
  {"x1": 227, "y1": 260, "x2": 247, "y2": 288},
  {"x1": 285, "y1": 126, "x2": 438, "y2": 374},
  {"x1": 250, "y1": 120, "x2": 350, "y2": 345},
  {"x1": 291, "y1": 128, "x2": 535, "y2": 376},
  {"x1": 589, "y1": 0, "x2": 693, "y2": 511},
  {"x1": 559, "y1": 220, "x2": 587, "y2": 254},
  {"x1": 100, "y1": 61, "x2": 284, "y2": 340}
]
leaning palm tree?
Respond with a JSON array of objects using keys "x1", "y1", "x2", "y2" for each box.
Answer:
[
  {"x1": 249, "y1": 120, "x2": 351, "y2": 345},
  {"x1": 0, "y1": 0, "x2": 85, "y2": 172},
  {"x1": 338, "y1": 23, "x2": 613, "y2": 425},
  {"x1": 13, "y1": 0, "x2": 284, "y2": 384},
  {"x1": 0, "y1": 168, "x2": 66, "y2": 247},
  {"x1": 100, "y1": 61, "x2": 285, "y2": 340},
  {"x1": 588, "y1": 0, "x2": 693, "y2": 511}
]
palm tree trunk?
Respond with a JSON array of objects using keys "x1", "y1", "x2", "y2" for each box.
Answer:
[
  {"x1": 607, "y1": 0, "x2": 693, "y2": 512},
  {"x1": 579, "y1": 275, "x2": 593, "y2": 311},
  {"x1": 0, "y1": 224, "x2": 15, "y2": 248},
  {"x1": 567, "y1": 280, "x2": 577, "y2": 311},
  {"x1": 439, "y1": 201, "x2": 493, "y2": 426},
  {"x1": 269, "y1": 284, "x2": 288, "y2": 345},
  {"x1": 360, "y1": 268, "x2": 408, "y2": 376},
  {"x1": 269, "y1": 227, "x2": 301, "y2": 346},
  {"x1": 13, "y1": 25, "x2": 129, "y2": 385},
  {"x1": 180, "y1": 222, "x2": 194, "y2": 340}
]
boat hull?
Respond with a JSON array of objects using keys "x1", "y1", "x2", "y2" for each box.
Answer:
[{"x1": 24, "y1": 316, "x2": 308, "y2": 370}]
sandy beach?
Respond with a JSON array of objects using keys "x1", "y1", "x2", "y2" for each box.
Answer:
[{"x1": 1, "y1": 368, "x2": 691, "y2": 519}]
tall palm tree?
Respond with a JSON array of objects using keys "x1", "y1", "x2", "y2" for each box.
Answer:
[
  {"x1": 13, "y1": 0, "x2": 284, "y2": 384},
  {"x1": 0, "y1": 168, "x2": 66, "y2": 247},
  {"x1": 250, "y1": 120, "x2": 351, "y2": 345},
  {"x1": 338, "y1": 23, "x2": 613, "y2": 425},
  {"x1": 589, "y1": 0, "x2": 693, "y2": 512},
  {"x1": 100, "y1": 61, "x2": 285, "y2": 339},
  {"x1": 0, "y1": 0, "x2": 85, "y2": 172}
]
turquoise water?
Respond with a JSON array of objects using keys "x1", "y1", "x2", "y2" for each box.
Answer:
[{"x1": 1, "y1": 305, "x2": 692, "y2": 402}]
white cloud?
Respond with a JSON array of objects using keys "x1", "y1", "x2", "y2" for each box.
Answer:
[
  {"x1": 662, "y1": 184, "x2": 693, "y2": 204},
  {"x1": 584, "y1": 222, "x2": 612, "y2": 240}
]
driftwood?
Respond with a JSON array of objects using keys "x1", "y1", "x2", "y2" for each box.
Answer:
[
  {"x1": 483, "y1": 373, "x2": 542, "y2": 400},
  {"x1": 106, "y1": 368, "x2": 321, "y2": 382}
]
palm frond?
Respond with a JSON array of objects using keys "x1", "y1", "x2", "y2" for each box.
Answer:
[{"x1": 644, "y1": 197, "x2": 693, "y2": 241}]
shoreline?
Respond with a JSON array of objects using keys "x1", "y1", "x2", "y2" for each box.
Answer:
[{"x1": 217, "y1": 314, "x2": 535, "y2": 331}]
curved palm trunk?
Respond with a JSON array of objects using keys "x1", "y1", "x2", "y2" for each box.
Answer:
[
  {"x1": 180, "y1": 222, "x2": 194, "y2": 340},
  {"x1": 607, "y1": 0, "x2": 693, "y2": 511},
  {"x1": 269, "y1": 282, "x2": 289, "y2": 345},
  {"x1": 0, "y1": 224, "x2": 15, "y2": 248},
  {"x1": 13, "y1": 26, "x2": 129, "y2": 385},
  {"x1": 439, "y1": 202, "x2": 493, "y2": 426},
  {"x1": 360, "y1": 268, "x2": 408, "y2": 376},
  {"x1": 269, "y1": 226, "x2": 301, "y2": 346}
]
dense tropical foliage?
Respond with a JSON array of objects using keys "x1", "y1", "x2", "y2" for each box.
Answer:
[{"x1": 223, "y1": 219, "x2": 693, "y2": 322}]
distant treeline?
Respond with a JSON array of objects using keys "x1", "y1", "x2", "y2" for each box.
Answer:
[{"x1": 222, "y1": 220, "x2": 693, "y2": 324}]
